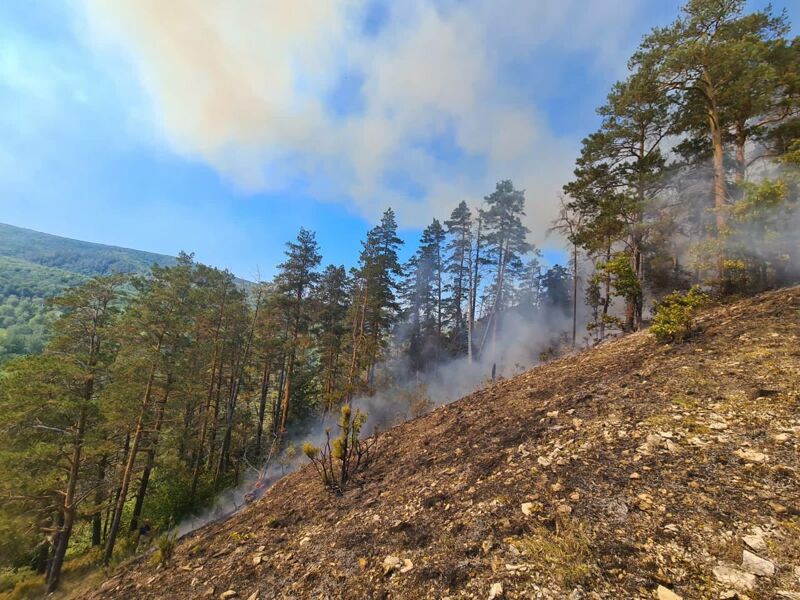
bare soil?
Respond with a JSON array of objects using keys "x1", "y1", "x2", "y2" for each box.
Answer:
[{"x1": 85, "y1": 287, "x2": 800, "y2": 599}]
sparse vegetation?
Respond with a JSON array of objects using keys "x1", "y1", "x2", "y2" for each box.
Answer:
[
  {"x1": 515, "y1": 519, "x2": 592, "y2": 588},
  {"x1": 303, "y1": 404, "x2": 376, "y2": 494},
  {"x1": 152, "y1": 529, "x2": 177, "y2": 567},
  {"x1": 651, "y1": 286, "x2": 711, "y2": 343}
]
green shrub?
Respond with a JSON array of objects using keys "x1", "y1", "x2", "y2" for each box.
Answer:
[
  {"x1": 303, "y1": 404, "x2": 376, "y2": 495},
  {"x1": 151, "y1": 528, "x2": 177, "y2": 566},
  {"x1": 651, "y1": 286, "x2": 711, "y2": 343}
]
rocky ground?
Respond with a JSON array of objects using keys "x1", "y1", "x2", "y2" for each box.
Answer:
[{"x1": 84, "y1": 287, "x2": 800, "y2": 600}]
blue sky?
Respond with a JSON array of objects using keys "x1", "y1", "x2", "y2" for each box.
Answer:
[{"x1": 1, "y1": 0, "x2": 796, "y2": 280}]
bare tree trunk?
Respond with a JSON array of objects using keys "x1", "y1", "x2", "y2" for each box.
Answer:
[
  {"x1": 47, "y1": 406, "x2": 87, "y2": 592},
  {"x1": 255, "y1": 360, "x2": 270, "y2": 460},
  {"x1": 129, "y1": 381, "x2": 171, "y2": 533},
  {"x1": 103, "y1": 346, "x2": 161, "y2": 565},
  {"x1": 91, "y1": 457, "x2": 106, "y2": 547}
]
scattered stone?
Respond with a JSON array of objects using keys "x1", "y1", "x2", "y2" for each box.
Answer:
[
  {"x1": 741, "y1": 550, "x2": 775, "y2": 577},
  {"x1": 709, "y1": 421, "x2": 728, "y2": 430},
  {"x1": 556, "y1": 504, "x2": 573, "y2": 516},
  {"x1": 569, "y1": 491, "x2": 580, "y2": 501},
  {"x1": 656, "y1": 585, "x2": 682, "y2": 600},
  {"x1": 246, "y1": 593, "x2": 259, "y2": 600},
  {"x1": 252, "y1": 555, "x2": 262, "y2": 566},
  {"x1": 488, "y1": 582, "x2": 504, "y2": 599},
  {"x1": 537, "y1": 456, "x2": 552, "y2": 467},
  {"x1": 572, "y1": 418, "x2": 583, "y2": 428},
  {"x1": 774, "y1": 433, "x2": 790, "y2": 442},
  {"x1": 629, "y1": 472, "x2": 641, "y2": 480},
  {"x1": 713, "y1": 566, "x2": 757, "y2": 591},
  {"x1": 551, "y1": 482, "x2": 563, "y2": 492},
  {"x1": 742, "y1": 534, "x2": 767, "y2": 553},
  {"x1": 735, "y1": 449, "x2": 767, "y2": 463},
  {"x1": 400, "y1": 559, "x2": 414, "y2": 573},
  {"x1": 637, "y1": 493, "x2": 654, "y2": 511},
  {"x1": 521, "y1": 502, "x2": 535, "y2": 516},
  {"x1": 383, "y1": 555, "x2": 402, "y2": 576},
  {"x1": 299, "y1": 536, "x2": 311, "y2": 545},
  {"x1": 547, "y1": 411, "x2": 559, "y2": 418},
  {"x1": 358, "y1": 557, "x2": 368, "y2": 570},
  {"x1": 220, "y1": 591, "x2": 238, "y2": 600},
  {"x1": 777, "y1": 592, "x2": 800, "y2": 600}
]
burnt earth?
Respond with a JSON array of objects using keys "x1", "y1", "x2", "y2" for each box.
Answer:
[{"x1": 84, "y1": 287, "x2": 800, "y2": 600}]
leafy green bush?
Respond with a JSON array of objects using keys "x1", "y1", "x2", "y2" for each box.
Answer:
[{"x1": 651, "y1": 287, "x2": 711, "y2": 343}]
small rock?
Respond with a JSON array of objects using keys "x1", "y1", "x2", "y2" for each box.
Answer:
[
  {"x1": 713, "y1": 566, "x2": 757, "y2": 591},
  {"x1": 547, "y1": 411, "x2": 559, "y2": 418},
  {"x1": 569, "y1": 491, "x2": 580, "y2": 501},
  {"x1": 537, "y1": 456, "x2": 552, "y2": 467},
  {"x1": 735, "y1": 448, "x2": 767, "y2": 463},
  {"x1": 556, "y1": 504, "x2": 572, "y2": 516},
  {"x1": 742, "y1": 534, "x2": 767, "y2": 553},
  {"x1": 299, "y1": 536, "x2": 311, "y2": 545},
  {"x1": 572, "y1": 418, "x2": 583, "y2": 428},
  {"x1": 656, "y1": 585, "x2": 682, "y2": 600},
  {"x1": 383, "y1": 555, "x2": 401, "y2": 576},
  {"x1": 774, "y1": 432, "x2": 790, "y2": 442},
  {"x1": 358, "y1": 557, "x2": 368, "y2": 570},
  {"x1": 551, "y1": 482, "x2": 563, "y2": 492},
  {"x1": 488, "y1": 582, "x2": 504, "y2": 599},
  {"x1": 709, "y1": 421, "x2": 728, "y2": 430},
  {"x1": 742, "y1": 550, "x2": 775, "y2": 577},
  {"x1": 246, "y1": 593, "x2": 259, "y2": 600},
  {"x1": 629, "y1": 472, "x2": 641, "y2": 480},
  {"x1": 252, "y1": 555, "x2": 262, "y2": 566},
  {"x1": 220, "y1": 591, "x2": 238, "y2": 600},
  {"x1": 521, "y1": 502, "x2": 535, "y2": 516},
  {"x1": 400, "y1": 559, "x2": 414, "y2": 573},
  {"x1": 777, "y1": 592, "x2": 800, "y2": 600}
]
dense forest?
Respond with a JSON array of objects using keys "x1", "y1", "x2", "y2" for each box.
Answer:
[{"x1": 0, "y1": 0, "x2": 798, "y2": 594}]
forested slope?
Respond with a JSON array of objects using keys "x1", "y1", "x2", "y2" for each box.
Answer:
[
  {"x1": 0, "y1": 223, "x2": 176, "y2": 361},
  {"x1": 86, "y1": 287, "x2": 800, "y2": 600}
]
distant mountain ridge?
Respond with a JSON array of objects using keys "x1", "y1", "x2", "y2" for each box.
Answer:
[
  {"x1": 0, "y1": 223, "x2": 179, "y2": 362},
  {"x1": 0, "y1": 222, "x2": 177, "y2": 276}
]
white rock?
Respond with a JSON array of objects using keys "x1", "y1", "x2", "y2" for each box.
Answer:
[
  {"x1": 488, "y1": 582, "x2": 504, "y2": 599},
  {"x1": 246, "y1": 593, "x2": 259, "y2": 600},
  {"x1": 656, "y1": 585, "x2": 682, "y2": 600},
  {"x1": 400, "y1": 559, "x2": 414, "y2": 573},
  {"x1": 219, "y1": 592, "x2": 238, "y2": 600},
  {"x1": 742, "y1": 550, "x2": 775, "y2": 577},
  {"x1": 521, "y1": 502, "x2": 535, "y2": 516},
  {"x1": 742, "y1": 534, "x2": 767, "y2": 553},
  {"x1": 713, "y1": 566, "x2": 757, "y2": 590},
  {"x1": 383, "y1": 555, "x2": 401, "y2": 575}
]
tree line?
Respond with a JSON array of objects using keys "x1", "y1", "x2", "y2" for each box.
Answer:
[
  {"x1": 0, "y1": 188, "x2": 570, "y2": 592},
  {"x1": 559, "y1": 0, "x2": 799, "y2": 342}
]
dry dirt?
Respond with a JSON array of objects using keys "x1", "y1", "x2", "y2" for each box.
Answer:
[{"x1": 85, "y1": 287, "x2": 800, "y2": 600}]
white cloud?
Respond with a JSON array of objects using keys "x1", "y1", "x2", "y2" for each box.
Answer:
[{"x1": 76, "y1": 0, "x2": 645, "y2": 241}]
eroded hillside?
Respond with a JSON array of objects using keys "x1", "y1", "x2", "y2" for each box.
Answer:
[{"x1": 86, "y1": 288, "x2": 800, "y2": 600}]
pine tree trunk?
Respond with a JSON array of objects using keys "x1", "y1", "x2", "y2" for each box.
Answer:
[
  {"x1": 129, "y1": 382, "x2": 171, "y2": 532},
  {"x1": 47, "y1": 406, "x2": 87, "y2": 592},
  {"x1": 255, "y1": 361, "x2": 270, "y2": 460},
  {"x1": 103, "y1": 349, "x2": 161, "y2": 565},
  {"x1": 91, "y1": 457, "x2": 106, "y2": 547}
]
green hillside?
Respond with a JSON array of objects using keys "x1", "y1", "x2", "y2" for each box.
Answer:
[
  {"x1": 0, "y1": 222, "x2": 176, "y2": 276},
  {"x1": 0, "y1": 223, "x2": 177, "y2": 362}
]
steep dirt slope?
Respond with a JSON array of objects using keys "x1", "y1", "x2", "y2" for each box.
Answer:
[{"x1": 87, "y1": 288, "x2": 800, "y2": 600}]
